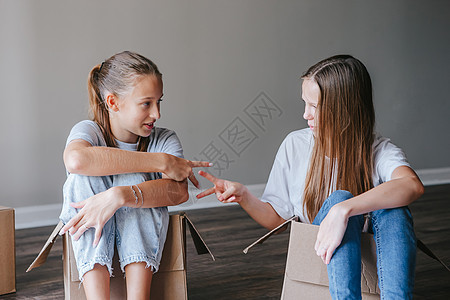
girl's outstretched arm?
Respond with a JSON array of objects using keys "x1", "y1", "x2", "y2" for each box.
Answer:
[
  {"x1": 196, "y1": 171, "x2": 286, "y2": 230},
  {"x1": 315, "y1": 166, "x2": 424, "y2": 264},
  {"x1": 64, "y1": 139, "x2": 210, "y2": 187},
  {"x1": 59, "y1": 177, "x2": 189, "y2": 246}
]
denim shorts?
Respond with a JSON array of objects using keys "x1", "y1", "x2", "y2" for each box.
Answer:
[{"x1": 59, "y1": 172, "x2": 169, "y2": 281}]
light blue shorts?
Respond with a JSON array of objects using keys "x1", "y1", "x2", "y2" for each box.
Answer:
[{"x1": 59, "y1": 173, "x2": 169, "y2": 281}]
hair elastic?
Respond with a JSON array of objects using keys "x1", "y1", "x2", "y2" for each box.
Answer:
[{"x1": 99, "y1": 61, "x2": 105, "y2": 72}]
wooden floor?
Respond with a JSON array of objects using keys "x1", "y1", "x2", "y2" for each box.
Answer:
[{"x1": 1, "y1": 184, "x2": 449, "y2": 299}]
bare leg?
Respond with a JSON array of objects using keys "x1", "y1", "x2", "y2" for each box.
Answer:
[
  {"x1": 125, "y1": 262, "x2": 153, "y2": 299},
  {"x1": 82, "y1": 264, "x2": 110, "y2": 300}
]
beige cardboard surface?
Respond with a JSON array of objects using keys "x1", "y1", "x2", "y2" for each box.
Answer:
[
  {"x1": 281, "y1": 221, "x2": 379, "y2": 299},
  {"x1": 29, "y1": 212, "x2": 213, "y2": 300},
  {"x1": 63, "y1": 214, "x2": 188, "y2": 300},
  {"x1": 0, "y1": 206, "x2": 16, "y2": 295}
]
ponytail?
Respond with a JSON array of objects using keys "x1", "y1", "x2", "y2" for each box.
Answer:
[{"x1": 87, "y1": 64, "x2": 117, "y2": 148}]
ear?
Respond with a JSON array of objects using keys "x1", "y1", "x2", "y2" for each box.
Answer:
[{"x1": 105, "y1": 94, "x2": 119, "y2": 112}]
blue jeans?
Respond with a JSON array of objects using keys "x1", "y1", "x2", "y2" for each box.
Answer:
[
  {"x1": 312, "y1": 190, "x2": 416, "y2": 300},
  {"x1": 59, "y1": 173, "x2": 169, "y2": 281}
]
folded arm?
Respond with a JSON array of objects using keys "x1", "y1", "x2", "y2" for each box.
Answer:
[
  {"x1": 64, "y1": 139, "x2": 166, "y2": 176},
  {"x1": 64, "y1": 139, "x2": 210, "y2": 185},
  {"x1": 59, "y1": 176, "x2": 188, "y2": 246},
  {"x1": 315, "y1": 165, "x2": 424, "y2": 264},
  {"x1": 338, "y1": 166, "x2": 424, "y2": 217}
]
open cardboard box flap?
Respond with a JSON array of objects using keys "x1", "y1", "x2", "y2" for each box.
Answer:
[
  {"x1": 243, "y1": 215, "x2": 449, "y2": 298},
  {"x1": 27, "y1": 212, "x2": 214, "y2": 274},
  {"x1": 243, "y1": 216, "x2": 380, "y2": 295},
  {"x1": 26, "y1": 221, "x2": 63, "y2": 272}
]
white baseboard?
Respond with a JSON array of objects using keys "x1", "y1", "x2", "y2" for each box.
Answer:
[
  {"x1": 416, "y1": 167, "x2": 450, "y2": 186},
  {"x1": 15, "y1": 203, "x2": 62, "y2": 230},
  {"x1": 13, "y1": 167, "x2": 450, "y2": 229}
]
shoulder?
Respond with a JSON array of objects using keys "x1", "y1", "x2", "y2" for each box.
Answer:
[
  {"x1": 67, "y1": 120, "x2": 105, "y2": 147},
  {"x1": 281, "y1": 128, "x2": 314, "y2": 152},
  {"x1": 71, "y1": 120, "x2": 101, "y2": 133},
  {"x1": 372, "y1": 132, "x2": 405, "y2": 156},
  {"x1": 275, "y1": 128, "x2": 313, "y2": 163},
  {"x1": 285, "y1": 128, "x2": 314, "y2": 143},
  {"x1": 150, "y1": 127, "x2": 179, "y2": 142},
  {"x1": 148, "y1": 127, "x2": 184, "y2": 157}
]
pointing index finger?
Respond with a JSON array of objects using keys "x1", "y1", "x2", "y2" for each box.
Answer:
[
  {"x1": 198, "y1": 170, "x2": 218, "y2": 184},
  {"x1": 189, "y1": 161, "x2": 213, "y2": 168}
]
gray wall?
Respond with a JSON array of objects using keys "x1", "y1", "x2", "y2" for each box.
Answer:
[{"x1": 1, "y1": 0, "x2": 449, "y2": 209}]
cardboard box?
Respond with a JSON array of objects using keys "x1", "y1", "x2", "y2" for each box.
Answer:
[
  {"x1": 0, "y1": 206, "x2": 16, "y2": 295},
  {"x1": 28, "y1": 212, "x2": 214, "y2": 299},
  {"x1": 244, "y1": 217, "x2": 380, "y2": 300}
]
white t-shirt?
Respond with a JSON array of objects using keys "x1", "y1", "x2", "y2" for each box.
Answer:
[{"x1": 261, "y1": 128, "x2": 410, "y2": 223}]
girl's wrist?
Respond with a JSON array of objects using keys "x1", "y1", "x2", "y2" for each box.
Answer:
[
  {"x1": 238, "y1": 185, "x2": 250, "y2": 205},
  {"x1": 110, "y1": 186, "x2": 129, "y2": 208},
  {"x1": 157, "y1": 152, "x2": 169, "y2": 174},
  {"x1": 333, "y1": 201, "x2": 352, "y2": 219}
]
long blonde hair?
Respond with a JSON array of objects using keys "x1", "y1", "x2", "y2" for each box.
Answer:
[
  {"x1": 87, "y1": 51, "x2": 162, "y2": 152},
  {"x1": 302, "y1": 55, "x2": 375, "y2": 222}
]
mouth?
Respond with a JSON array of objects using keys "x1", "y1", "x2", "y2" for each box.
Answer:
[{"x1": 144, "y1": 122, "x2": 154, "y2": 130}]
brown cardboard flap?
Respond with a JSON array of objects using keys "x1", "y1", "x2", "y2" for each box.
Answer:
[
  {"x1": 417, "y1": 239, "x2": 450, "y2": 272},
  {"x1": 285, "y1": 221, "x2": 379, "y2": 295},
  {"x1": 285, "y1": 222, "x2": 328, "y2": 286},
  {"x1": 183, "y1": 213, "x2": 215, "y2": 261},
  {"x1": 243, "y1": 215, "x2": 297, "y2": 254},
  {"x1": 26, "y1": 221, "x2": 64, "y2": 272},
  {"x1": 158, "y1": 214, "x2": 186, "y2": 272}
]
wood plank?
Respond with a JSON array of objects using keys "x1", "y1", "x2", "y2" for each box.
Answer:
[{"x1": 1, "y1": 184, "x2": 449, "y2": 299}]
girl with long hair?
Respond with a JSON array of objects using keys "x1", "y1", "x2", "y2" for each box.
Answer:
[
  {"x1": 197, "y1": 55, "x2": 423, "y2": 299},
  {"x1": 58, "y1": 51, "x2": 210, "y2": 299}
]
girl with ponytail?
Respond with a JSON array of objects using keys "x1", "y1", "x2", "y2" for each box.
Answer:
[
  {"x1": 197, "y1": 55, "x2": 423, "y2": 299},
  {"x1": 59, "y1": 51, "x2": 210, "y2": 299}
]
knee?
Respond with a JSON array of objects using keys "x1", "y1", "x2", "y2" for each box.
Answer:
[
  {"x1": 373, "y1": 207, "x2": 413, "y2": 227},
  {"x1": 371, "y1": 207, "x2": 415, "y2": 241},
  {"x1": 326, "y1": 190, "x2": 354, "y2": 207}
]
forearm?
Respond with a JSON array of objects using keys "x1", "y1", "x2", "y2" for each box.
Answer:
[
  {"x1": 65, "y1": 146, "x2": 166, "y2": 176},
  {"x1": 239, "y1": 189, "x2": 286, "y2": 230},
  {"x1": 115, "y1": 178, "x2": 189, "y2": 208},
  {"x1": 339, "y1": 175, "x2": 424, "y2": 218}
]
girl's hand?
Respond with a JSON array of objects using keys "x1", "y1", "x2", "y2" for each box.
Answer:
[
  {"x1": 162, "y1": 154, "x2": 211, "y2": 188},
  {"x1": 196, "y1": 171, "x2": 247, "y2": 203},
  {"x1": 59, "y1": 187, "x2": 123, "y2": 247},
  {"x1": 314, "y1": 205, "x2": 349, "y2": 264}
]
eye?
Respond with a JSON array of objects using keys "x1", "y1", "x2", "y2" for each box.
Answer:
[
  {"x1": 142, "y1": 102, "x2": 150, "y2": 107},
  {"x1": 157, "y1": 98, "x2": 163, "y2": 104}
]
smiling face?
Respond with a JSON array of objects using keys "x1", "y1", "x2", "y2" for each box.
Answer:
[
  {"x1": 107, "y1": 75, "x2": 163, "y2": 143},
  {"x1": 301, "y1": 78, "x2": 320, "y2": 135}
]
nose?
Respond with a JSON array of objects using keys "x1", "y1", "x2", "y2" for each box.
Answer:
[
  {"x1": 303, "y1": 106, "x2": 313, "y2": 120},
  {"x1": 150, "y1": 103, "x2": 161, "y2": 120}
]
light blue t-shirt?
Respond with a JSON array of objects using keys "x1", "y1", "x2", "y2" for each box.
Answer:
[{"x1": 66, "y1": 120, "x2": 184, "y2": 179}]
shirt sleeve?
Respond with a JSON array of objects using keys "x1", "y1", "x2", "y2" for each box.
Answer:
[
  {"x1": 158, "y1": 130, "x2": 184, "y2": 159},
  {"x1": 260, "y1": 138, "x2": 295, "y2": 221},
  {"x1": 66, "y1": 120, "x2": 106, "y2": 147},
  {"x1": 373, "y1": 135, "x2": 411, "y2": 184}
]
